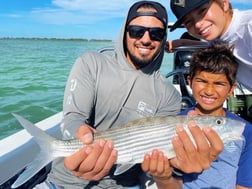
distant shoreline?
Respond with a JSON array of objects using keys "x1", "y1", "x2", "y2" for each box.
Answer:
[{"x1": 0, "y1": 37, "x2": 113, "y2": 42}]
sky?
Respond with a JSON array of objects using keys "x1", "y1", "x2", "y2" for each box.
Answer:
[{"x1": 0, "y1": 0, "x2": 252, "y2": 40}]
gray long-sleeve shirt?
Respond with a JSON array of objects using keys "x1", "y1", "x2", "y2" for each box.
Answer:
[{"x1": 47, "y1": 9, "x2": 181, "y2": 188}]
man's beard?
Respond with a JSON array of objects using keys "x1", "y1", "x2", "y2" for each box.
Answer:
[{"x1": 128, "y1": 53, "x2": 153, "y2": 68}]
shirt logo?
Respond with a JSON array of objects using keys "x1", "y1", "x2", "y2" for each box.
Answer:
[
  {"x1": 174, "y1": 0, "x2": 185, "y2": 7},
  {"x1": 70, "y1": 79, "x2": 77, "y2": 91},
  {"x1": 224, "y1": 141, "x2": 241, "y2": 153},
  {"x1": 137, "y1": 101, "x2": 154, "y2": 116}
]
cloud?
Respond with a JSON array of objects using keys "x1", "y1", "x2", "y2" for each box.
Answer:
[
  {"x1": 30, "y1": 0, "x2": 138, "y2": 25},
  {"x1": 3, "y1": 14, "x2": 23, "y2": 18},
  {"x1": 10, "y1": 0, "x2": 252, "y2": 25},
  {"x1": 230, "y1": 0, "x2": 252, "y2": 5},
  {"x1": 52, "y1": 0, "x2": 132, "y2": 11},
  {"x1": 28, "y1": 0, "x2": 175, "y2": 25}
]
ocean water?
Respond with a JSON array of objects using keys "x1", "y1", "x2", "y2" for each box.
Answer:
[{"x1": 0, "y1": 38, "x2": 173, "y2": 140}]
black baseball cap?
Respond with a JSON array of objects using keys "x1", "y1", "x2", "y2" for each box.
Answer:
[
  {"x1": 126, "y1": 1, "x2": 168, "y2": 28},
  {"x1": 170, "y1": 0, "x2": 209, "y2": 31}
]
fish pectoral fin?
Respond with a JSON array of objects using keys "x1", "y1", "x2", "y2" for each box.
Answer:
[{"x1": 114, "y1": 164, "x2": 135, "y2": 176}]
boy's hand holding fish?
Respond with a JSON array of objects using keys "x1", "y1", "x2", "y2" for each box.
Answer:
[
  {"x1": 142, "y1": 149, "x2": 176, "y2": 188},
  {"x1": 64, "y1": 124, "x2": 118, "y2": 181},
  {"x1": 170, "y1": 123, "x2": 224, "y2": 173}
]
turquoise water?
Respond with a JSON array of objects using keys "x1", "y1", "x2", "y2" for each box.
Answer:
[{"x1": 0, "y1": 38, "x2": 173, "y2": 140}]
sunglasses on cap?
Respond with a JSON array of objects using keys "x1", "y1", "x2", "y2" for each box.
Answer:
[{"x1": 126, "y1": 25, "x2": 166, "y2": 41}]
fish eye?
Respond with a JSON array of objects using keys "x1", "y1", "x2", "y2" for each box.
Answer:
[{"x1": 215, "y1": 118, "x2": 225, "y2": 125}]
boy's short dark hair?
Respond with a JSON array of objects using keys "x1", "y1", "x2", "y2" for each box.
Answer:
[{"x1": 189, "y1": 40, "x2": 238, "y2": 86}]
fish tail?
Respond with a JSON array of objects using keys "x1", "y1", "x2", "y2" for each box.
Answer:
[{"x1": 11, "y1": 113, "x2": 57, "y2": 188}]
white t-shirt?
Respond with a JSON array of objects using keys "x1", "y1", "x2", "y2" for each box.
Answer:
[{"x1": 221, "y1": 9, "x2": 252, "y2": 91}]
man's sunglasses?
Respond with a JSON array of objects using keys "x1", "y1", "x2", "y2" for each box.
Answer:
[{"x1": 127, "y1": 25, "x2": 166, "y2": 41}]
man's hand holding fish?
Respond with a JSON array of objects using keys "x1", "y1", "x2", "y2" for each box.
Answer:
[{"x1": 64, "y1": 124, "x2": 118, "y2": 181}]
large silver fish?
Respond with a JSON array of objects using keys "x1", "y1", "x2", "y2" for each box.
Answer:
[{"x1": 11, "y1": 113, "x2": 245, "y2": 188}]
